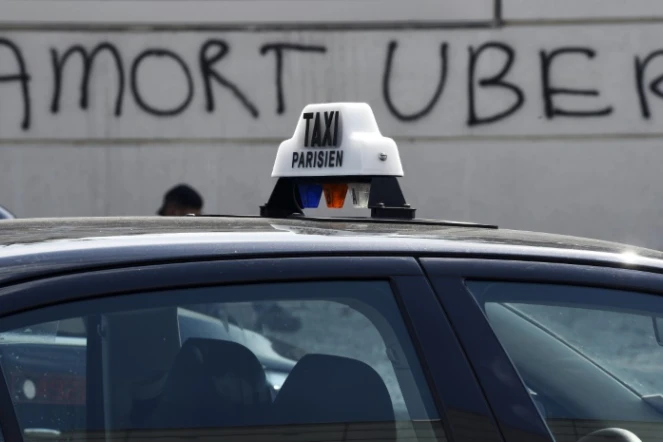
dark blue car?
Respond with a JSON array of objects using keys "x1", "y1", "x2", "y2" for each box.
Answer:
[
  {"x1": 0, "y1": 216, "x2": 663, "y2": 442},
  {"x1": 1, "y1": 102, "x2": 662, "y2": 442}
]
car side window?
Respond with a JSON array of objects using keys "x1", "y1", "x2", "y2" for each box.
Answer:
[
  {"x1": 466, "y1": 281, "x2": 663, "y2": 442},
  {"x1": 0, "y1": 280, "x2": 444, "y2": 442}
]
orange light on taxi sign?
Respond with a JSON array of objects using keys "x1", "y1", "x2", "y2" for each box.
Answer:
[{"x1": 323, "y1": 183, "x2": 348, "y2": 208}]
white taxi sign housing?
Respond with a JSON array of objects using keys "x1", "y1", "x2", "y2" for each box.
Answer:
[{"x1": 271, "y1": 103, "x2": 404, "y2": 178}]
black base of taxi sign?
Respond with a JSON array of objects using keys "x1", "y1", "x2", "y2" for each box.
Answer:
[{"x1": 259, "y1": 176, "x2": 417, "y2": 220}]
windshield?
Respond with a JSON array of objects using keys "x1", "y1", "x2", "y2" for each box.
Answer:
[{"x1": 508, "y1": 302, "x2": 663, "y2": 397}]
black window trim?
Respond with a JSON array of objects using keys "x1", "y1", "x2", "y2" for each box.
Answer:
[
  {"x1": 0, "y1": 255, "x2": 501, "y2": 442},
  {"x1": 421, "y1": 258, "x2": 663, "y2": 295}
]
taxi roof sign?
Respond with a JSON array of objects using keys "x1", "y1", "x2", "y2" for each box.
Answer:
[
  {"x1": 261, "y1": 102, "x2": 415, "y2": 220},
  {"x1": 271, "y1": 102, "x2": 404, "y2": 178}
]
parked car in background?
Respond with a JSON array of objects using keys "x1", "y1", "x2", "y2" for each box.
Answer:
[{"x1": 0, "y1": 307, "x2": 299, "y2": 434}]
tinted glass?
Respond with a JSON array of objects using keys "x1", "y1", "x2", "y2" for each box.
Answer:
[
  {"x1": 466, "y1": 281, "x2": 663, "y2": 442},
  {"x1": 0, "y1": 281, "x2": 444, "y2": 442}
]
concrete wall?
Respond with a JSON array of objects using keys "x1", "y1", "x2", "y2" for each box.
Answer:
[{"x1": 1, "y1": 1, "x2": 663, "y2": 250}]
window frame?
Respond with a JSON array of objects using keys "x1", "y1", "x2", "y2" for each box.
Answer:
[
  {"x1": 0, "y1": 255, "x2": 501, "y2": 442},
  {"x1": 421, "y1": 257, "x2": 663, "y2": 442},
  {"x1": 0, "y1": 0, "x2": 496, "y2": 28}
]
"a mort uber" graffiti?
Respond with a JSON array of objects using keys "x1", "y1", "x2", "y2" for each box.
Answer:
[{"x1": 0, "y1": 27, "x2": 662, "y2": 139}]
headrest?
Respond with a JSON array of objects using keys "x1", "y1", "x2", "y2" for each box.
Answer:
[
  {"x1": 145, "y1": 338, "x2": 271, "y2": 429},
  {"x1": 273, "y1": 354, "x2": 394, "y2": 425},
  {"x1": 172, "y1": 338, "x2": 267, "y2": 387}
]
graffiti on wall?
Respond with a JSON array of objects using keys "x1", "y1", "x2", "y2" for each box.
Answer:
[{"x1": 0, "y1": 28, "x2": 661, "y2": 138}]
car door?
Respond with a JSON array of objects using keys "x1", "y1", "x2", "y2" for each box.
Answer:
[
  {"x1": 0, "y1": 255, "x2": 502, "y2": 442},
  {"x1": 422, "y1": 258, "x2": 663, "y2": 442}
]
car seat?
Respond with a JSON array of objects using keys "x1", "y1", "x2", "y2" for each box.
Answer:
[
  {"x1": 144, "y1": 338, "x2": 272, "y2": 429},
  {"x1": 271, "y1": 354, "x2": 396, "y2": 439}
]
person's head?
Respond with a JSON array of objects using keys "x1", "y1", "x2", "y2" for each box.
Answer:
[{"x1": 157, "y1": 184, "x2": 204, "y2": 216}]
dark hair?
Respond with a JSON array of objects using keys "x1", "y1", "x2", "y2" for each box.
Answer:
[{"x1": 157, "y1": 184, "x2": 203, "y2": 215}]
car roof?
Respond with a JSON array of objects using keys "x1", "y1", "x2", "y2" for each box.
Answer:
[{"x1": 0, "y1": 216, "x2": 662, "y2": 286}]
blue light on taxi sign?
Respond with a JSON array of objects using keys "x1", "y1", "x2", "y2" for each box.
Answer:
[{"x1": 298, "y1": 184, "x2": 323, "y2": 209}]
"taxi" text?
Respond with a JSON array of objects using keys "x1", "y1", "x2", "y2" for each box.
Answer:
[{"x1": 302, "y1": 111, "x2": 340, "y2": 148}]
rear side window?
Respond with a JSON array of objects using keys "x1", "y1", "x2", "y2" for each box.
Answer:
[
  {"x1": 0, "y1": 281, "x2": 444, "y2": 442},
  {"x1": 466, "y1": 281, "x2": 663, "y2": 442}
]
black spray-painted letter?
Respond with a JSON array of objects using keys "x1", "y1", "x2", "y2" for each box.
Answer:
[
  {"x1": 635, "y1": 49, "x2": 663, "y2": 119},
  {"x1": 382, "y1": 41, "x2": 449, "y2": 122},
  {"x1": 50, "y1": 43, "x2": 124, "y2": 117},
  {"x1": 467, "y1": 42, "x2": 524, "y2": 126},
  {"x1": 260, "y1": 43, "x2": 326, "y2": 115},
  {"x1": 540, "y1": 47, "x2": 613, "y2": 119},
  {"x1": 0, "y1": 39, "x2": 31, "y2": 130},
  {"x1": 200, "y1": 39, "x2": 258, "y2": 118},
  {"x1": 130, "y1": 49, "x2": 193, "y2": 117}
]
